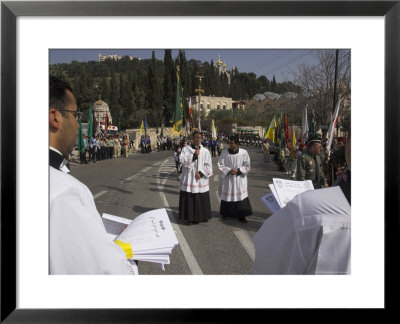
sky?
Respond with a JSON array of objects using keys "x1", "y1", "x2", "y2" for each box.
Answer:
[{"x1": 49, "y1": 49, "x2": 321, "y2": 82}]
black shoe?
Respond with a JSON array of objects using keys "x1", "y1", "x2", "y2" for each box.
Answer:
[{"x1": 238, "y1": 217, "x2": 248, "y2": 223}]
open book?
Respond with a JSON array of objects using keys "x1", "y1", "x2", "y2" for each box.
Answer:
[
  {"x1": 102, "y1": 208, "x2": 179, "y2": 271},
  {"x1": 261, "y1": 178, "x2": 314, "y2": 213}
]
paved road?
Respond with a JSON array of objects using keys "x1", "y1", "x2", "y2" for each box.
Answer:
[{"x1": 69, "y1": 146, "x2": 286, "y2": 275}]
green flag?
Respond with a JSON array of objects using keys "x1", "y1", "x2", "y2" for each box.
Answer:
[
  {"x1": 172, "y1": 69, "x2": 183, "y2": 134},
  {"x1": 78, "y1": 120, "x2": 85, "y2": 154},
  {"x1": 309, "y1": 110, "x2": 315, "y2": 134},
  {"x1": 87, "y1": 104, "x2": 93, "y2": 138}
]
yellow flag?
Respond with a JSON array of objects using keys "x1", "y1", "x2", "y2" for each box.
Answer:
[
  {"x1": 265, "y1": 116, "x2": 276, "y2": 142},
  {"x1": 139, "y1": 120, "x2": 144, "y2": 136},
  {"x1": 291, "y1": 125, "x2": 296, "y2": 147}
]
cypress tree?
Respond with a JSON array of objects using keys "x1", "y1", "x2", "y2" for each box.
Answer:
[
  {"x1": 163, "y1": 49, "x2": 175, "y2": 126},
  {"x1": 147, "y1": 51, "x2": 163, "y2": 126}
]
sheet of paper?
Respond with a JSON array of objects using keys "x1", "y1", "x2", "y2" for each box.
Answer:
[
  {"x1": 132, "y1": 255, "x2": 170, "y2": 264},
  {"x1": 115, "y1": 208, "x2": 179, "y2": 253},
  {"x1": 102, "y1": 213, "x2": 131, "y2": 237},
  {"x1": 269, "y1": 183, "x2": 282, "y2": 207},
  {"x1": 272, "y1": 178, "x2": 314, "y2": 208},
  {"x1": 261, "y1": 193, "x2": 281, "y2": 214}
]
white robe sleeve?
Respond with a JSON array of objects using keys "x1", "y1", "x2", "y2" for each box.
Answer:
[
  {"x1": 50, "y1": 171, "x2": 134, "y2": 275},
  {"x1": 198, "y1": 148, "x2": 213, "y2": 177},
  {"x1": 238, "y1": 150, "x2": 250, "y2": 175},
  {"x1": 218, "y1": 150, "x2": 231, "y2": 176}
]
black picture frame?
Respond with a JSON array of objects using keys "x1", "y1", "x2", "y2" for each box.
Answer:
[{"x1": 1, "y1": 0, "x2": 398, "y2": 322}]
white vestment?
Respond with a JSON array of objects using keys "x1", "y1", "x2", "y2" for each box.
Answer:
[
  {"x1": 254, "y1": 186, "x2": 351, "y2": 274},
  {"x1": 179, "y1": 145, "x2": 213, "y2": 193},
  {"x1": 50, "y1": 166, "x2": 136, "y2": 275},
  {"x1": 218, "y1": 148, "x2": 250, "y2": 202}
]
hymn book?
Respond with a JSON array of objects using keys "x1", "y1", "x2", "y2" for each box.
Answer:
[{"x1": 102, "y1": 208, "x2": 179, "y2": 271}]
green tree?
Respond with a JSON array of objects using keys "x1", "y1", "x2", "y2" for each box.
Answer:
[
  {"x1": 146, "y1": 51, "x2": 163, "y2": 126},
  {"x1": 271, "y1": 75, "x2": 277, "y2": 92},
  {"x1": 163, "y1": 49, "x2": 175, "y2": 126}
]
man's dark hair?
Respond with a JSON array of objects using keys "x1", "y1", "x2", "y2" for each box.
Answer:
[
  {"x1": 230, "y1": 135, "x2": 240, "y2": 144},
  {"x1": 49, "y1": 75, "x2": 73, "y2": 114},
  {"x1": 192, "y1": 130, "x2": 202, "y2": 137}
]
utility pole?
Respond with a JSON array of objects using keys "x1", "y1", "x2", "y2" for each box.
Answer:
[
  {"x1": 195, "y1": 74, "x2": 204, "y2": 131},
  {"x1": 332, "y1": 49, "x2": 339, "y2": 136}
]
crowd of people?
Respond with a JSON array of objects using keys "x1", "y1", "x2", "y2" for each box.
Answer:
[
  {"x1": 49, "y1": 74, "x2": 351, "y2": 275},
  {"x1": 262, "y1": 132, "x2": 350, "y2": 201},
  {"x1": 79, "y1": 134, "x2": 131, "y2": 163}
]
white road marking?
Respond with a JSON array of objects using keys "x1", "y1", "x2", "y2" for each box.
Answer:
[
  {"x1": 157, "y1": 158, "x2": 203, "y2": 275},
  {"x1": 233, "y1": 230, "x2": 255, "y2": 262},
  {"x1": 122, "y1": 174, "x2": 138, "y2": 183},
  {"x1": 142, "y1": 166, "x2": 151, "y2": 173},
  {"x1": 93, "y1": 190, "x2": 108, "y2": 199},
  {"x1": 121, "y1": 166, "x2": 153, "y2": 184}
]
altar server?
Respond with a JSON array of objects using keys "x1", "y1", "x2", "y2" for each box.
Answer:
[
  {"x1": 218, "y1": 135, "x2": 252, "y2": 223},
  {"x1": 178, "y1": 131, "x2": 213, "y2": 225},
  {"x1": 49, "y1": 75, "x2": 136, "y2": 274}
]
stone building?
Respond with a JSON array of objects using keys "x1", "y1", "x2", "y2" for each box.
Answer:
[
  {"x1": 92, "y1": 99, "x2": 112, "y2": 134},
  {"x1": 246, "y1": 91, "x2": 307, "y2": 122},
  {"x1": 189, "y1": 95, "x2": 233, "y2": 117}
]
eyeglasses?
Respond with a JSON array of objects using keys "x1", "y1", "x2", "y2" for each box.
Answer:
[{"x1": 58, "y1": 109, "x2": 79, "y2": 121}]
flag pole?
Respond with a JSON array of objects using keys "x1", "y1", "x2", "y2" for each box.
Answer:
[{"x1": 195, "y1": 74, "x2": 204, "y2": 132}]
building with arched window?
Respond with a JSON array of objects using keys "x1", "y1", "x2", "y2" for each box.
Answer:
[
  {"x1": 92, "y1": 99, "x2": 113, "y2": 134},
  {"x1": 189, "y1": 95, "x2": 233, "y2": 116}
]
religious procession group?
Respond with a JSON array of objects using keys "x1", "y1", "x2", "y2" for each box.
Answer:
[
  {"x1": 78, "y1": 134, "x2": 131, "y2": 164},
  {"x1": 172, "y1": 109, "x2": 350, "y2": 226},
  {"x1": 173, "y1": 131, "x2": 252, "y2": 225}
]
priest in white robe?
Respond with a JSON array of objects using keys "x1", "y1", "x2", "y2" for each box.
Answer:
[
  {"x1": 254, "y1": 186, "x2": 351, "y2": 274},
  {"x1": 178, "y1": 131, "x2": 213, "y2": 225},
  {"x1": 218, "y1": 135, "x2": 252, "y2": 223},
  {"x1": 49, "y1": 75, "x2": 136, "y2": 274}
]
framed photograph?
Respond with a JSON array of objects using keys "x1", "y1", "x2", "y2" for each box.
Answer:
[{"x1": 1, "y1": 0, "x2": 398, "y2": 321}]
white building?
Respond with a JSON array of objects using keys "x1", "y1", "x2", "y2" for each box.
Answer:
[
  {"x1": 189, "y1": 95, "x2": 233, "y2": 116},
  {"x1": 98, "y1": 53, "x2": 133, "y2": 62}
]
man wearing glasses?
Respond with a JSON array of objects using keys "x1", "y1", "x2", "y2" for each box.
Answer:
[{"x1": 49, "y1": 75, "x2": 136, "y2": 274}]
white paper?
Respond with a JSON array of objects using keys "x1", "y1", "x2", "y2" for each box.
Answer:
[
  {"x1": 272, "y1": 178, "x2": 314, "y2": 208},
  {"x1": 114, "y1": 208, "x2": 179, "y2": 253},
  {"x1": 101, "y1": 209, "x2": 178, "y2": 269},
  {"x1": 269, "y1": 183, "x2": 282, "y2": 207},
  {"x1": 102, "y1": 213, "x2": 131, "y2": 237},
  {"x1": 261, "y1": 193, "x2": 281, "y2": 214}
]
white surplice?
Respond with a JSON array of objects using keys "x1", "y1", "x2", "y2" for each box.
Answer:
[
  {"x1": 218, "y1": 148, "x2": 250, "y2": 202},
  {"x1": 179, "y1": 145, "x2": 213, "y2": 193},
  {"x1": 50, "y1": 166, "x2": 137, "y2": 275},
  {"x1": 254, "y1": 186, "x2": 351, "y2": 274}
]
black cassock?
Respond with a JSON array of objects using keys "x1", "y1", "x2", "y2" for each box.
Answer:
[{"x1": 179, "y1": 191, "x2": 212, "y2": 223}]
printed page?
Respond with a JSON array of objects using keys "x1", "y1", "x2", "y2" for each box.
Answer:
[
  {"x1": 115, "y1": 208, "x2": 178, "y2": 253},
  {"x1": 272, "y1": 178, "x2": 314, "y2": 208}
]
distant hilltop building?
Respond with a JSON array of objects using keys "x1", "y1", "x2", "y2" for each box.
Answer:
[{"x1": 98, "y1": 53, "x2": 134, "y2": 62}]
